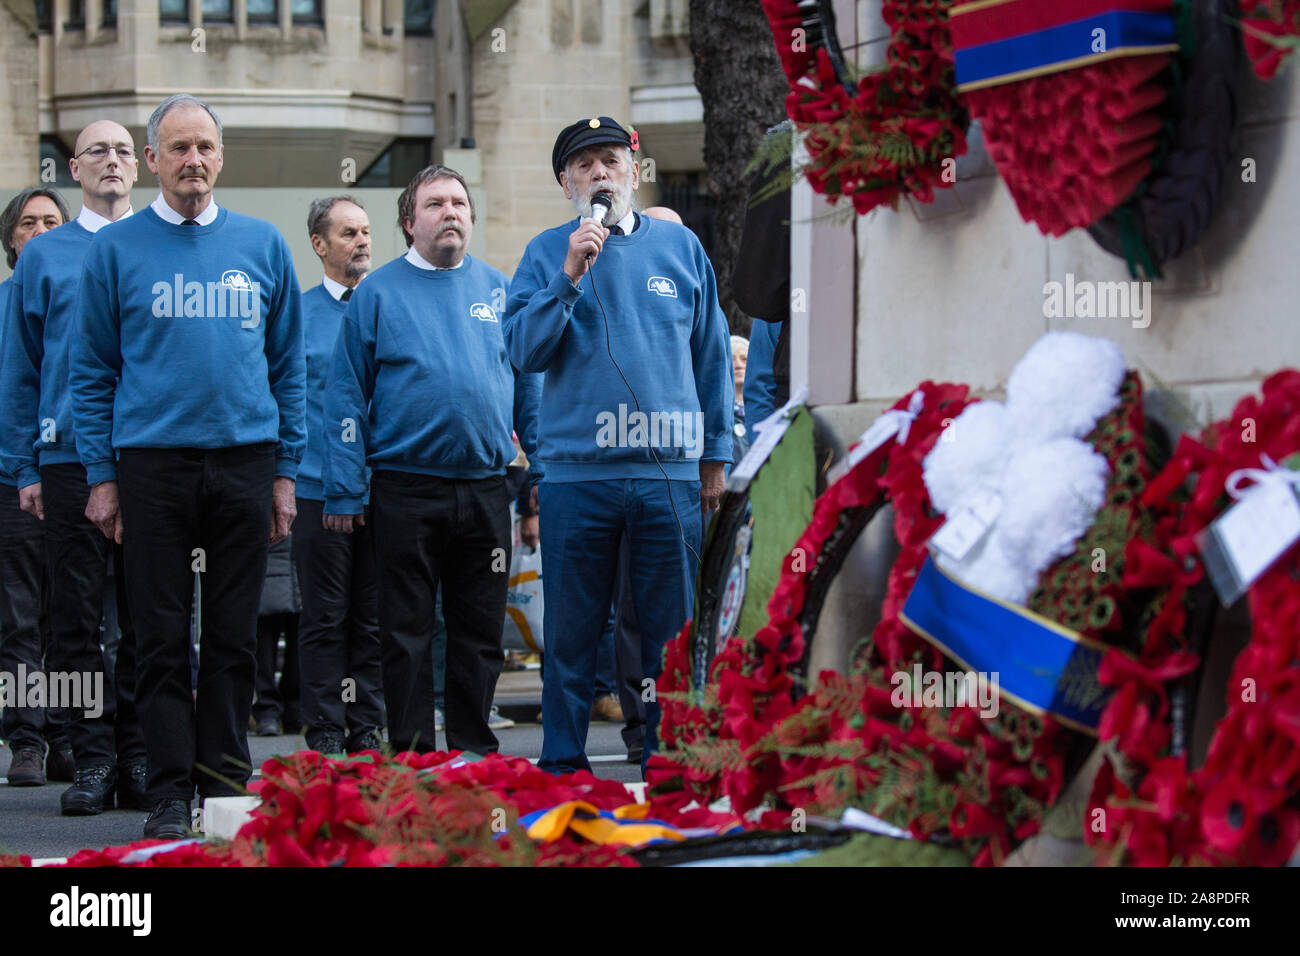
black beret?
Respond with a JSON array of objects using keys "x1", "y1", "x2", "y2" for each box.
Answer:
[{"x1": 551, "y1": 116, "x2": 639, "y2": 183}]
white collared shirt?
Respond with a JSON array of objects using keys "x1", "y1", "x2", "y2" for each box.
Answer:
[
  {"x1": 611, "y1": 209, "x2": 636, "y2": 235},
  {"x1": 405, "y1": 246, "x2": 466, "y2": 271},
  {"x1": 151, "y1": 192, "x2": 219, "y2": 225},
  {"x1": 76, "y1": 204, "x2": 133, "y2": 234},
  {"x1": 322, "y1": 275, "x2": 353, "y2": 301}
]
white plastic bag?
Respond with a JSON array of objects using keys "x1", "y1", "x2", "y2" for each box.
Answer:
[{"x1": 504, "y1": 543, "x2": 544, "y2": 652}]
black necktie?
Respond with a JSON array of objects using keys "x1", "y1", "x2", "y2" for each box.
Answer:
[
  {"x1": 340, "y1": 289, "x2": 352, "y2": 302},
  {"x1": 181, "y1": 218, "x2": 198, "y2": 226},
  {"x1": 608, "y1": 224, "x2": 623, "y2": 236}
]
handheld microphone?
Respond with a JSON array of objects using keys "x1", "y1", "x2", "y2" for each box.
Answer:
[
  {"x1": 585, "y1": 191, "x2": 615, "y2": 263},
  {"x1": 589, "y1": 191, "x2": 614, "y2": 226}
]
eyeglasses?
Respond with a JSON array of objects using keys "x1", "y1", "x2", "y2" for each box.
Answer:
[{"x1": 75, "y1": 144, "x2": 136, "y2": 161}]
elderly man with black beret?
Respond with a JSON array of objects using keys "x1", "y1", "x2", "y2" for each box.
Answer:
[{"x1": 504, "y1": 116, "x2": 733, "y2": 776}]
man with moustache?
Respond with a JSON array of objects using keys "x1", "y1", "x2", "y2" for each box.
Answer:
[
  {"x1": 0, "y1": 186, "x2": 74, "y2": 787},
  {"x1": 323, "y1": 165, "x2": 540, "y2": 755},
  {"x1": 504, "y1": 117, "x2": 733, "y2": 775},
  {"x1": 0, "y1": 127, "x2": 147, "y2": 813},
  {"x1": 293, "y1": 195, "x2": 383, "y2": 755},
  {"x1": 69, "y1": 94, "x2": 304, "y2": 839}
]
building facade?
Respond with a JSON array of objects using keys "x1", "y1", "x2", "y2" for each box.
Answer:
[{"x1": 3, "y1": 0, "x2": 711, "y2": 276}]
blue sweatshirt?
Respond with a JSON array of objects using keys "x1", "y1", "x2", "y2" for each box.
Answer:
[
  {"x1": 297, "y1": 283, "x2": 348, "y2": 502},
  {"x1": 0, "y1": 278, "x2": 14, "y2": 487},
  {"x1": 0, "y1": 222, "x2": 100, "y2": 488},
  {"x1": 504, "y1": 215, "x2": 733, "y2": 482},
  {"x1": 323, "y1": 254, "x2": 541, "y2": 515},
  {"x1": 69, "y1": 206, "x2": 305, "y2": 484},
  {"x1": 744, "y1": 317, "x2": 782, "y2": 446}
]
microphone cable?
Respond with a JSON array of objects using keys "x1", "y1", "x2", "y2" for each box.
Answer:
[{"x1": 585, "y1": 220, "x2": 702, "y2": 567}]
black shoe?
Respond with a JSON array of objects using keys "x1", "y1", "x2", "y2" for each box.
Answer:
[
  {"x1": 307, "y1": 730, "x2": 346, "y2": 754},
  {"x1": 116, "y1": 760, "x2": 148, "y2": 810},
  {"x1": 346, "y1": 729, "x2": 383, "y2": 754},
  {"x1": 46, "y1": 746, "x2": 76, "y2": 783},
  {"x1": 143, "y1": 799, "x2": 192, "y2": 840},
  {"x1": 6, "y1": 749, "x2": 45, "y2": 787},
  {"x1": 626, "y1": 744, "x2": 644, "y2": 764},
  {"x1": 60, "y1": 764, "x2": 117, "y2": 815},
  {"x1": 254, "y1": 717, "x2": 280, "y2": 737}
]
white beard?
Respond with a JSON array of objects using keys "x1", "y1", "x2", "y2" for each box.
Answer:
[{"x1": 573, "y1": 179, "x2": 634, "y2": 224}]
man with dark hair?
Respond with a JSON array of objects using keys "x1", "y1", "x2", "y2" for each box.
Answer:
[
  {"x1": 69, "y1": 94, "x2": 305, "y2": 839},
  {"x1": 324, "y1": 165, "x2": 540, "y2": 755},
  {"x1": 504, "y1": 116, "x2": 733, "y2": 775},
  {"x1": 293, "y1": 195, "x2": 384, "y2": 755},
  {"x1": 0, "y1": 187, "x2": 74, "y2": 788},
  {"x1": 2, "y1": 188, "x2": 71, "y2": 270},
  {"x1": 0, "y1": 123, "x2": 147, "y2": 814}
]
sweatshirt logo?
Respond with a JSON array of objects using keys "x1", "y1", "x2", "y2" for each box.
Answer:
[
  {"x1": 221, "y1": 269, "x2": 253, "y2": 292},
  {"x1": 470, "y1": 302, "x2": 498, "y2": 322},
  {"x1": 647, "y1": 276, "x2": 677, "y2": 298}
]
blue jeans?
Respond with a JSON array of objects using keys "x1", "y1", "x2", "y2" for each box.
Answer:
[{"x1": 538, "y1": 478, "x2": 701, "y2": 774}]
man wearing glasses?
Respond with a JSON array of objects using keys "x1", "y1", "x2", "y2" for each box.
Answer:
[{"x1": 0, "y1": 121, "x2": 146, "y2": 816}]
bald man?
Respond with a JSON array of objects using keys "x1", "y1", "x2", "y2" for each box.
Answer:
[{"x1": 0, "y1": 120, "x2": 146, "y2": 816}]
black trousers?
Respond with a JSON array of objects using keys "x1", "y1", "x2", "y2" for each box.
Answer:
[
  {"x1": 117, "y1": 444, "x2": 273, "y2": 802},
  {"x1": 41, "y1": 463, "x2": 144, "y2": 770},
  {"x1": 292, "y1": 497, "x2": 382, "y2": 746},
  {"x1": 252, "y1": 612, "x2": 300, "y2": 729},
  {"x1": 370, "y1": 471, "x2": 509, "y2": 755},
  {"x1": 0, "y1": 484, "x2": 69, "y2": 753}
]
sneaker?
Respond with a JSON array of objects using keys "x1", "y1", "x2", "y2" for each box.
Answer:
[
  {"x1": 47, "y1": 746, "x2": 76, "y2": 782},
  {"x1": 346, "y1": 729, "x2": 383, "y2": 754},
  {"x1": 434, "y1": 708, "x2": 445, "y2": 731},
  {"x1": 6, "y1": 749, "x2": 45, "y2": 787},
  {"x1": 591, "y1": 694, "x2": 624, "y2": 723},
  {"x1": 143, "y1": 799, "x2": 191, "y2": 840},
  {"x1": 488, "y1": 705, "x2": 515, "y2": 730},
  {"x1": 61, "y1": 764, "x2": 118, "y2": 815}
]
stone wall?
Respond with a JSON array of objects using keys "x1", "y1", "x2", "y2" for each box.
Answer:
[
  {"x1": 1, "y1": 0, "x2": 41, "y2": 189},
  {"x1": 798, "y1": 0, "x2": 1300, "y2": 679}
]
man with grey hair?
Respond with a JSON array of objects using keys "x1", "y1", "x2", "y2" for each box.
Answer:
[
  {"x1": 0, "y1": 123, "x2": 147, "y2": 813},
  {"x1": 293, "y1": 195, "x2": 383, "y2": 755},
  {"x1": 69, "y1": 93, "x2": 305, "y2": 839},
  {"x1": 504, "y1": 116, "x2": 733, "y2": 776}
]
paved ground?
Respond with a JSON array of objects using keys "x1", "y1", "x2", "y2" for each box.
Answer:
[{"x1": 0, "y1": 670, "x2": 643, "y2": 860}]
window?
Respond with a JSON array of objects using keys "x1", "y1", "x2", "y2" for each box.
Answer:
[
  {"x1": 35, "y1": 0, "x2": 52, "y2": 31},
  {"x1": 201, "y1": 0, "x2": 233, "y2": 23},
  {"x1": 247, "y1": 0, "x2": 276, "y2": 22},
  {"x1": 292, "y1": 0, "x2": 323, "y2": 22},
  {"x1": 67, "y1": 0, "x2": 85, "y2": 28},
  {"x1": 159, "y1": 0, "x2": 188, "y2": 22},
  {"x1": 405, "y1": 0, "x2": 434, "y2": 35},
  {"x1": 103, "y1": 0, "x2": 117, "y2": 27},
  {"x1": 40, "y1": 137, "x2": 77, "y2": 187},
  {"x1": 357, "y1": 138, "x2": 433, "y2": 187}
]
